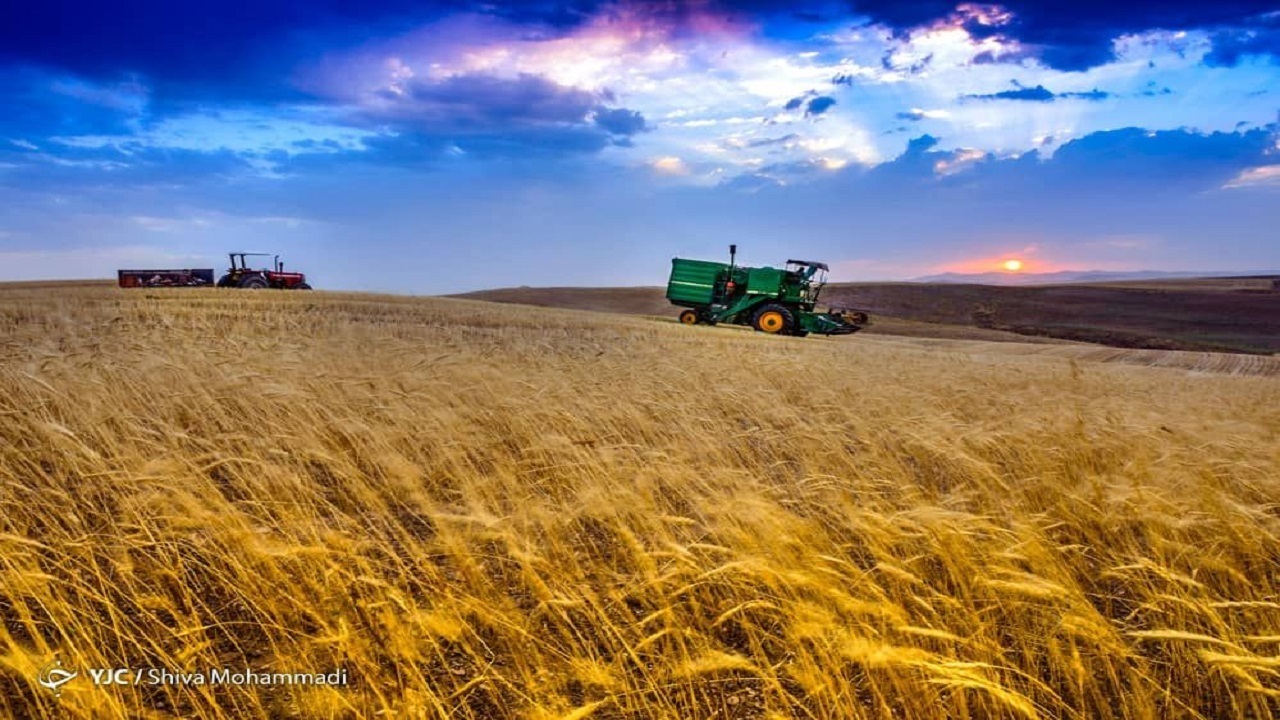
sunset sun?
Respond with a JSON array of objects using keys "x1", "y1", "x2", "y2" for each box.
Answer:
[{"x1": 1003, "y1": 259, "x2": 1024, "y2": 272}]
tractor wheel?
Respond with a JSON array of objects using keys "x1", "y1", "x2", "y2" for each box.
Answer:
[
  {"x1": 296, "y1": 283, "x2": 312, "y2": 290},
  {"x1": 216, "y1": 274, "x2": 234, "y2": 288},
  {"x1": 751, "y1": 304, "x2": 794, "y2": 334},
  {"x1": 679, "y1": 310, "x2": 699, "y2": 325},
  {"x1": 791, "y1": 329, "x2": 810, "y2": 338},
  {"x1": 239, "y1": 275, "x2": 269, "y2": 289}
]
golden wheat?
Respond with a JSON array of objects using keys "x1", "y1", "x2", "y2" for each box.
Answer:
[{"x1": 0, "y1": 284, "x2": 1278, "y2": 719}]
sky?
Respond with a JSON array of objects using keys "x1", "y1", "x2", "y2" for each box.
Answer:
[{"x1": 1, "y1": 1, "x2": 1278, "y2": 292}]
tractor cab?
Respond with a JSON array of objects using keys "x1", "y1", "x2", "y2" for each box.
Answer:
[{"x1": 233, "y1": 252, "x2": 276, "y2": 272}]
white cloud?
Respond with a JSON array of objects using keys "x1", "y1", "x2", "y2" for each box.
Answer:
[{"x1": 1223, "y1": 165, "x2": 1280, "y2": 189}]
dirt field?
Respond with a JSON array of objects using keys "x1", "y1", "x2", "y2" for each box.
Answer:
[
  {"x1": 456, "y1": 277, "x2": 1280, "y2": 354},
  {"x1": 2, "y1": 284, "x2": 1279, "y2": 718}
]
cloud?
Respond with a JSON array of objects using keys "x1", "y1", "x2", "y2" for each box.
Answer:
[
  {"x1": 969, "y1": 84, "x2": 1056, "y2": 102},
  {"x1": 1045, "y1": 126, "x2": 1278, "y2": 191},
  {"x1": 0, "y1": 1, "x2": 456, "y2": 102},
  {"x1": 895, "y1": 108, "x2": 951, "y2": 122},
  {"x1": 842, "y1": 1, "x2": 1280, "y2": 70},
  {"x1": 0, "y1": 68, "x2": 149, "y2": 138},
  {"x1": 373, "y1": 72, "x2": 606, "y2": 127},
  {"x1": 745, "y1": 133, "x2": 800, "y2": 148},
  {"x1": 1223, "y1": 164, "x2": 1280, "y2": 187},
  {"x1": 805, "y1": 96, "x2": 836, "y2": 116},
  {"x1": 331, "y1": 72, "x2": 646, "y2": 161},
  {"x1": 0, "y1": 140, "x2": 255, "y2": 187},
  {"x1": 651, "y1": 156, "x2": 688, "y2": 174},
  {"x1": 1204, "y1": 16, "x2": 1280, "y2": 66},
  {"x1": 963, "y1": 84, "x2": 1111, "y2": 102},
  {"x1": 906, "y1": 134, "x2": 941, "y2": 154},
  {"x1": 593, "y1": 107, "x2": 648, "y2": 135}
]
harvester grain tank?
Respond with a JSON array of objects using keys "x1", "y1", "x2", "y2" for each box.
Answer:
[{"x1": 666, "y1": 245, "x2": 868, "y2": 336}]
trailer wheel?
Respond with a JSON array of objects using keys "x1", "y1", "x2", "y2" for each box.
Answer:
[
  {"x1": 239, "y1": 275, "x2": 268, "y2": 289},
  {"x1": 679, "y1": 310, "x2": 699, "y2": 325},
  {"x1": 752, "y1": 304, "x2": 794, "y2": 334}
]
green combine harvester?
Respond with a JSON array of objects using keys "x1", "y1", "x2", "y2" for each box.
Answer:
[{"x1": 666, "y1": 245, "x2": 869, "y2": 337}]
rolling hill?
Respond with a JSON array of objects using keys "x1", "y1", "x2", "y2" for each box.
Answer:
[{"x1": 453, "y1": 277, "x2": 1280, "y2": 355}]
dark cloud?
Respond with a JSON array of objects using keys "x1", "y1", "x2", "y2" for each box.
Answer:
[
  {"x1": 862, "y1": 127, "x2": 1276, "y2": 198},
  {"x1": 348, "y1": 73, "x2": 647, "y2": 160},
  {"x1": 0, "y1": 67, "x2": 149, "y2": 138},
  {"x1": 1064, "y1": 88, "x2": 1110, "y2": 101},
  {"x1": 0, "y1": 71, "x2": 637, "y2": 186},
  {"x1": 0, "y1": 2, "x2": 412, "y2": 101},
  {"x1": 0, "y1": 2, "x2": 598, "y2": 103},
  {"x1": 593, "y1": 108, "x2": 647, "y2": 135},
  {"x1": 842, "y1": 1, "x2": 1280, "y2": 70},
  {"x1": 6, "y1": 0, "x2": 1280, "y2": 102},
  {"x1": 896, "y1": 110, "x2": 925, "y2": 121},
  {"x1": 972, "y1": 49, "x2": 1028, "y2": 65},
  {"x1": 805, "y1": 96, "x2": 837, "y2": 116},
  {"x1": 881, "y1": 50, "x2": 934, "y2": 74},
  {"x1": 970, "y1": 84, "x2": 1056, "y2": 102},
  {"x1": 964, "y1": 84, "x2": 1111, "y2": 102},
  {"x1": 1046, "y1": 126, "x2": 1276, "y2": 186},
  {"x1": 784, "y1": 96, "x2": 806, "y2": 111},
  {"x1": 382, "y1": 73, "x2": 605, "y2": 127},
  {"x1": 905, "y1": 134, "x2": 940, "y2": 153},
  {"x1": 0, "y1": 139, "x2": 254, "y2": 190},
  {"x1": 1204, "y1": 16, "x2": 1280, "y2": 66},
  {"x1": 746, "y1": 133, "x2": 800, "y2": 147}
]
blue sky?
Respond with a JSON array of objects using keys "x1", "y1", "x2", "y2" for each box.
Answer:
[{"x1": 1, "y1": 1, "x2": 1277, "y2": 292}]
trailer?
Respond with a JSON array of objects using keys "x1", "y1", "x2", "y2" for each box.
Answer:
[{"x1": 118, "y1": 269, "x2": 216, "y2": 288}]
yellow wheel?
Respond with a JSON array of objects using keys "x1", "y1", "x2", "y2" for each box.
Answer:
[
  {"x1": 751, "y1": 304, "x2": 794, "y2": 334},
  {"x1": 758, "y1": 311, "x2": 784, "y2": 332},
  {"x1": 679, "y1": 310, "x2": 699, "y2": 325}
]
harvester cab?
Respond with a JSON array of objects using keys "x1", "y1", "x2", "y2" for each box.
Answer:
[
  {"x1": 784, "y1": 260, "x2": 827, "y2": 301},
  {"x1": 666, "y1": 246, "x2": 868, "y2": 337},
  {"x1": 217, "y1": 252, "x2": 312, "y2": 290}
]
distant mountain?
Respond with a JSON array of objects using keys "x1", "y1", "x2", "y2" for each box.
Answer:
[{"x1": 909, "y1": 270, "x2": 1275, "y2": 286}]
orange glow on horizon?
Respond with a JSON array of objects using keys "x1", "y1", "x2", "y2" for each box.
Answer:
[{"x1": 935, "y1": 253, "x2": 1060, "y2": 275}]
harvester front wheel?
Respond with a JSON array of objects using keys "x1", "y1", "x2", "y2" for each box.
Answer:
[
  {"x1": 679, "y1": 310, "x2": 699, "y2": 325},
  {"x1": 752, "y1": 304, "x2": 794, "y2": 334}
]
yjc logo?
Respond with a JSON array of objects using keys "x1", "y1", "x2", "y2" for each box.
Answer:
[{"x1": 37, "y1": 659, "x2": 78, "y2": 697}]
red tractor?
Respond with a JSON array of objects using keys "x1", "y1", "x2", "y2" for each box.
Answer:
[{"x1": 217, "y1": 252, "x2": 311, "y2": 289}]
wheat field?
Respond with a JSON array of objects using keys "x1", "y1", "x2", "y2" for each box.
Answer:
[{"x1": 1, "y1": 285, "x2": 1278, "y2": 719}]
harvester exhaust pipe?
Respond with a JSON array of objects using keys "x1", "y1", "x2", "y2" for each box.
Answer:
[{"x1": 729, "y1": 244, "x2": 737, "y2": 270}]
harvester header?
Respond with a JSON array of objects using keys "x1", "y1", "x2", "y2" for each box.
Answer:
[{"x1": 665, "y1": 246, "x2": 868, "y2": 337}]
